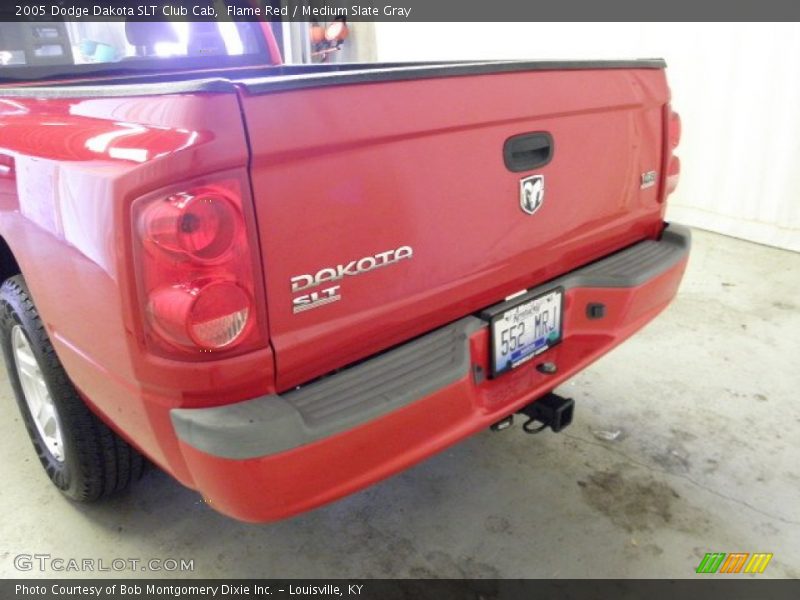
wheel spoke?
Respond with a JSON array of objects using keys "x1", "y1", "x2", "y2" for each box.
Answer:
[
  {"x1": 15, "y1": 349, "x2": 37, "y2": 375},
  {"x1": 11, "y1": 325, "x2": 65, "y2": 462},
  {"x1": 36, "y1": 377, "x2": 50, "y2": 398},
  {"x1": 17, "y1": 362, "x2": 35, "y2": 378},
  {"x1": 14, "y1": 340, "x2": 35, "y2": 362}
]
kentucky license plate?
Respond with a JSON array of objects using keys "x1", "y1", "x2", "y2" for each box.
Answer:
[{"x1": 490, "y1": 288, "x2": 563, "y2": 376}]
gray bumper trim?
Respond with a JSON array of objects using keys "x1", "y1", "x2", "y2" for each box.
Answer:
[
  {"x1": 481, "y1": 223, "x2": 691, "y2": 319},
  {"x1": 568, "y1": 223, "x2": 691, "y2": 289},
  {"x1": 171, "y1": 317, "x2": 485, "y2": 460},
  {"x1": 172, "y1": 223, "x2": 690, "y2": 460}
]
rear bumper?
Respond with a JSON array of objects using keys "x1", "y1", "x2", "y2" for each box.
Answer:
[{"x1": 172, "y1": 223, "x2": 691, "y2": 522}]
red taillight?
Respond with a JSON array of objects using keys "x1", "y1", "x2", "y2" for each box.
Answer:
[
  {"x1": 664, "y1": 107, "x2": 681, "y2": 198},
  {"x1": 132, "y1": 173, "x2": 263, "y2": 357},
  {"x1": 187, "y1": 281, "x2": 251, "y2": 348},
  {"x1": 665, "y1": 155, "x2": 681, "y2": 196},
  {"x1": 147, "y1": 281, "x2": 252, "y2": 350},
  {"x1": 669, "y1": 111, "x2": 682, "y2": 150},
  {"x1": 144, "y1": 189, "x2": 240, "y2": 263}
]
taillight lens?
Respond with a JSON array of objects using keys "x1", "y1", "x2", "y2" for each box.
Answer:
[
  {"x1": 665, "y1": 155, "x2": 681, "y2": 196},
  {"x1": 147, "y1": 281, "x2": 252, "y2": 350},
  {"x1": 132, "y1": 173, "x2": 263, "y2": 357},
  {"x1": 668, "y1": 111, "x2": 682, "y2": 150},
  {"x1": 663, "y1": 107, "x2": 682, "y2": 199},
  {"x1": 188, "y1": 281, "x2": 251, "y2": 348},
  {"x1": 144, "y1": 189, "x2": 240, "y2": 262}
]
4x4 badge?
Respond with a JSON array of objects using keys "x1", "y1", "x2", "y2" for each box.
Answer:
[{"x1": 520, "y1": 175, "x2": 545, "y2": 215}]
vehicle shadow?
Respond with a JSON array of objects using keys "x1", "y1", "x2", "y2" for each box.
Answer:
[{"x1": 65, "y1": 430, "x2": 560, "y2": 579}]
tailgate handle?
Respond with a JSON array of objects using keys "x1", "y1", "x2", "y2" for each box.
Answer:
[{"x1": 503, "y1": 132, "x2": 554, "y2": 172}]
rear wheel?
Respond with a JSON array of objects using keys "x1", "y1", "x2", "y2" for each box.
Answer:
[{"x1": 0, "y1": 274, "x2": 144, "y2": 501}]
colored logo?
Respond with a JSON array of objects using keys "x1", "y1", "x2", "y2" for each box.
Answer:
[{"x1": 696, "y1": 552, "x2": 773, "y2": 574}]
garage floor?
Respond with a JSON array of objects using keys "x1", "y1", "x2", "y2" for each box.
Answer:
[{"x1": 1, "y1": 228, "x2": 798, "y2": 579}]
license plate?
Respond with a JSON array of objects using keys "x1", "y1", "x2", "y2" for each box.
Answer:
[{"x1": 490, "y1": 288, "x2": 563, "y2": 376}]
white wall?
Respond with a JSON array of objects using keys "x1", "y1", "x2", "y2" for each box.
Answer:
[{"x1": 375, "y1": 23, "x2": 800, "y2": 252}]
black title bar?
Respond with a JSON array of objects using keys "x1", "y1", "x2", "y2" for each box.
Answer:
[
  {"x1": 2, "y1": 0, "x2": 800, "y2": 22},
  {"x1": 4, "y1": 579, "x2": 800, "y2": 600}
]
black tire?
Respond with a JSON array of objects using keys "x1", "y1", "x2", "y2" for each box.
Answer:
[{"x1": 0, "y1": 274, "x2": 144, "y2": 501}]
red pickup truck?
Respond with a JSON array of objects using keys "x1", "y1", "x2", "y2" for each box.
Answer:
[{"x1": 0, "y1": 21, "x2": 688, "y2": 522}]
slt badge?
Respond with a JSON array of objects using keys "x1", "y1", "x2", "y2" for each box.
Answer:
[{"x1": 520, "y1": 175, "x2": 545, "y2": 215}]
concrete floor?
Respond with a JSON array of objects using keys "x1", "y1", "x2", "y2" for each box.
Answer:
[{"x1": 1, "y1": 228, "x2": 798, "y2": 579}]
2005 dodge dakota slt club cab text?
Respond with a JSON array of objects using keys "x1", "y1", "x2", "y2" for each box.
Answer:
[{"x1": 0, "y1": 20, "x2": 688, "y2": 522}]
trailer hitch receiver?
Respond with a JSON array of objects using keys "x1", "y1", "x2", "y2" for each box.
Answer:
[{"x1": 517, "y1": 392, "x2": 574, "y2": 433}]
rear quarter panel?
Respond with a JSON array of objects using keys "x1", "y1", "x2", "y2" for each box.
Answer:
[{"x1": 0, "y1": 92, "x2": 274, "y2": 482}]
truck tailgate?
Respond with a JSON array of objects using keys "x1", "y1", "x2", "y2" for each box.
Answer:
[{"x1": 237, "y1": 62, "x2": 670, "y2": 390}]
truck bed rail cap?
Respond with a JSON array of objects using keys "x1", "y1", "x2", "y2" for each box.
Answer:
[
  {"x1": 0, "y1": 59, "x2": 666, "y2": 98},
  {"x1": 238, "y1": 58, "x2": 668, "y2": 95},
  {"x1": 0, "y1": 78, "x2": 236, "y2": 98}
]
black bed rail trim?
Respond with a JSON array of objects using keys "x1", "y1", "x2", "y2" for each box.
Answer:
[
  {"x1": 1, "y1": 59, "x2": 666, "y2": 99},
  {"x1": 239, "y1": 59, "x2": 667, "y2": 95},
  {"x1": 0, "y1": 77, "x2": 237, "y2": 98}
]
